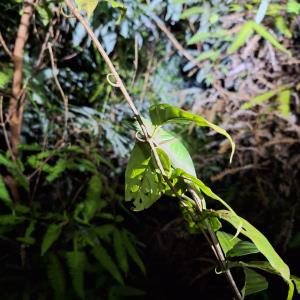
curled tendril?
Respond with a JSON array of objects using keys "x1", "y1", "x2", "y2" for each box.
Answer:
[
  {"x1": 215, "y1": 266, "x2": 225, "y2": 275},
  {"x1": 135, "y1": 131, "x2": 146, "y2": 143},
  {"x1": 106, "y1": 73, "x2": 120, "y2": 87},
  {"x1": 60, "y1": 5, "x2": 74, "y2": 18}
]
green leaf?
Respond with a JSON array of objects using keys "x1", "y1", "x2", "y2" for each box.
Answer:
[
  {"x1": 0, "y1": 69, "x2": 12, "y2": 88},
  {"x1": 155, "y1": 147, "x2": 171, "y2": 175},
  {"x1": 196, "y1": 50, "x2": 220, "y2": 62},
  {"x1": 287, "y1": 0, "x2": 300, "y2": 14},
  {"x1": 228, "y1": 241, "x2": 260, "y2": 257},
  {"x1": 83, "y1": 174, "x2": 102, "y2": 221},
  {"x1": 216, "y1": 231, "x2": 240, "y2": 255},
  {"x1": 108, "y1": 285, "x2": 145, "y2": 300},
  {"x1": 242, "y1": 85, "x2": 287, "y2": 109},
  {"x1": 188, "y1": 30, "x2": 227, "y2": 45},
  {"x1": 47, "y1": 254, "x2": 66, "y2": 300},
  {"x1": 149, "y1": 104, "x2": 235, "y2": 163},
  {"x1": 175, "y1": 169, "x2": 235, "y2": 212},
  {"x1": 65, "y1": 251, "x2": 86, "y2": 299},
  {"x1": 291, "y1": 276, "x2": 300, "y2": 294},
  {"x1": 92, "y1": 243, "x2": 124, "y2": 285},
  {"x1": 228, "y1": 21, "x2": 291, "y2": 56},
  {"x1": 41, "y1": 224, "x2": 63, "y2": 256},
  {"x1": 0, "y1": 175, "x2": 12, "y2": 208},
  {"x1": 252, "y1": 21, "x2": 291, "y2": 56},
  {"x1": 242, "y1": 268, "x2": 268, "y2": 297},
  {"x1": 275, "y1": 16, "x2": 292, "y2": 38},
  {"x1": 217, "y1": 210, "x2": 290, "y2": 282},
  {"x1": 122, "y1": 229, "x2": 145, "y2": 274},
  {"x1": 153, "y1": 128, "x2": 196, "y2": 176},
  {"x1": 113, "y1": 229, "x2": 129, "y2": 274},
  {"x1": 75, "y1": 0, "x2": 98, "y2": 18},
  {"x1": 125, "y1": 142, "x2": 162, "y2": 211},
  {"x1": 46, "y1": 159, "x2": 68, "y2": 182},
  {"x1": 0, "y1": 214, "x2": 24, "y2": 225},
  {"x1": 36, "y1": 5, "x2": 51, "y2": 26},
  {"x1": 94, "y1": 224, "x2": 115, "y2": 242},
  {"x1": 227, "y1": 21, "x2": 254, "y2": 54},
  {"x1": 277, "y1": 89, "x2": 291, "y2": 116},
  {"x1": 181, "y1": 6, "x2": 203, "y2": 19}
]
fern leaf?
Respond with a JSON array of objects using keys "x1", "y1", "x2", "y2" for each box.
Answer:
[
  {"x1": 65, "y1": 251, "x2": 86, "y2": 299},
  {"x1": 47, "y1": 254, "x2": 66, "y2": 300},
  {"x1": 121, "y1": 229, "x2": 145, "y2": 274},
  {"x1": 92, "y1": 243, "x2": 124, "y2": 285}
]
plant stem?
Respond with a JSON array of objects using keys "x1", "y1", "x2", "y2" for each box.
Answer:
[
  {"x1": 64, "y1": 2, "x2": 242, "y2": 299},
  {"x1": 189, "y1": 189, "x2": 242, "y2": 300},
  {"x1": 8, "y1": 0, "x2": 35, "y2": 157}
]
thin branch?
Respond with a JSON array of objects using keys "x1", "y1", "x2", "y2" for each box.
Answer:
[
  {"x1": 0, "y1": 31, "x2": 13, "y2": 58},
  {"x1": 189, "y1": 189, "x2": 242, "y2": 300},
  {"x1": 144, "y1": 10, "x2": 203, "y2": 69},
  {"x1": 47, "y1": 42, "x2": 69, "y2": 139},
  {"x1": 8, "y1": 0, "x2": 35, "y2": 157},
  {"x1": 64, "y1": 0, "x2": 179, "y2": 198}
]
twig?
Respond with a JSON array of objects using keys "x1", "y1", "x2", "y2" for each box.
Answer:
[
  {"x1": 189, "y1": 189, "x2": 242, "y2": 300},
  {"x1": 0, "y1": 31, "x2": 13, "y2": 58},
  {"x1": 47, "y1": 42, "x2": 69, "y2": 139},
  {"x1": 145, "y1": 10, "x2": 203, "y2": 70}
]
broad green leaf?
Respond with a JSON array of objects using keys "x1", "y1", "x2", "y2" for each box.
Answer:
[
  {"x1": 291, "y1": 276, "x2": 300, "y2": 294},
  {"x1": 216, "y1": 231, "x2": 240, "y2": 255},
  {"x1": 149, "y1": 104, "x2": 235, "y2": 163},
  {"x1": 217, "y1": 210, "x2": 290, "y2": 282},
  {"x1": 228, "y1": 241, "x2": 259, "y2": 257},
  {"x1": 229, "y1": 260, "x2": 295, "y2": 299},
  {"x1": 255, "y1": 0, "x2": 270, "y2": 24},
  {"x1": 122, "y1": 229, "x2": 145, "y2": 274},
  {"x1": 75, "y1": 0, "x2": 98, "y2": 18},
  {"x1": 47, "y1": 254, "x2": 66, "y2": 300},
  {"x1": 242, "y1": 85, "x2": 287, "y2": 109},
  {"x1": 41, "y1": 223, "x2": 63, "y2": 256},
  {"x1": 125, "y1": 142, "x2": 162, "y2": 211},
  {"x1": 113, "y1": 229, "x2": 129, "y2": 274},
  {"x1": 92, "y1": 244, "x2": 124, "y2": 285},
  {"x1": 65, "y1": 251, "x2": 86, "y2": 299},
  {"x1": 153, "y1": 128, "x2": 196, "y2": 176},
  {"x1": 227, "y1": 21, "x2": 253, "y2": 54},
  {"x1": 155, "y1": 147, "x2": 171, "y2": 176},
  {"x1": 242, "y1": 268, "x2": 268, "y2": 297},
  {"x1": 181, "y1": 6, "x2": 203, "y2": 19},
  {"x1": 277, "y1": 90, "x2": 291, "y2": 116},
  {"x1": 0, "y1": 175, "x2": 12, "y2": 208}
]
